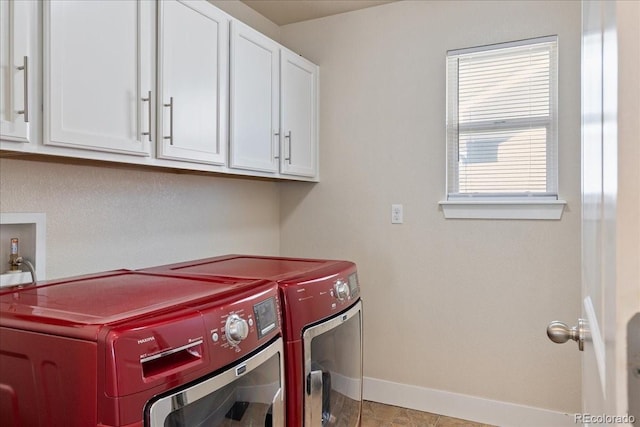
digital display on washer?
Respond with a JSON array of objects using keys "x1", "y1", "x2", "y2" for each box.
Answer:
[
  {"x1": 253, "y1": 297, "x2": 277, "y2": 339},
  {"x1": 348, "y1": 273, "x2": 359, "y2": 294}
]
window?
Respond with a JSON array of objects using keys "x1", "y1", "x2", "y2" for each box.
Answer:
[{"x1": 442, "y1": 36, "x2": 565, "y2": 219}]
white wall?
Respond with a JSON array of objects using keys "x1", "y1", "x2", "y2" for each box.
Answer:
[
  {"x1": 279, "y1": 0, "x2": 582, "y2": 416},
  {"x1": 0, "y1": 159, "x2": 280, "y2": 279}
]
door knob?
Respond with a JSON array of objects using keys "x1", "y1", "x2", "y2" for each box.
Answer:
[{"x1": 547, "y1": 319, "x2": 588, "y2": 351}]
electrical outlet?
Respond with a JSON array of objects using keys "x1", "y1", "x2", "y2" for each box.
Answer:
[{"x1": 391, "y1": 204, "x2": 403, "y2": 224}]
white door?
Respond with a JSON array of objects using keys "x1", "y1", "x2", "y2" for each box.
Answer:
[
  {"x1": 549, "y1": 1, "x2": 640, "y2": 423},
  {"x1": 0, "y1": 0, "x2": 37, "y2": 144},
  {"x1": 280, "y1": 49, "x2": 318, "y2": 178},
  {"x1": 44, "y1": 0, "x2": 153, "y2": 155},
  {"x1": 157, "y1": 0, "x2": 228, "y2": 165},
  {"x1": 229, "y1": 20, "x2": 280, "y2": 173}
]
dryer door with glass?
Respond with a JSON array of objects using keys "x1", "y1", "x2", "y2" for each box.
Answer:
[
  {"x1": 146, "y1": 338, "x2": 285, "y2": 427},
  {"x1": 303, "y1": 301, "x2": 363, "y2": 427}
]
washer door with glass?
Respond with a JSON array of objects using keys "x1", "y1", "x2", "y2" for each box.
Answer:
[
  {"x1": 303, "y1": 300, "x2": 363, "y2": 427},
  {"x1": 146, "y1": 337, "x2": 285, "y2": 427}
]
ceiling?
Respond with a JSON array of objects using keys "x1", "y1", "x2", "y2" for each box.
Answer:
[{"x1": 240, "y1": 0, "x2": 398, "y2": 26}]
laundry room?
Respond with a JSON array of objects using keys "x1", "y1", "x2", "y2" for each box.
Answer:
[{"x1": 0, "y1": 1, "x2": 638, "y2": 426}]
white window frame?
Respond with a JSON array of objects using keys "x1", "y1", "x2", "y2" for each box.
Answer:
[{"x1": 440, "y1": 36, "x2": 566, "y2": 220}]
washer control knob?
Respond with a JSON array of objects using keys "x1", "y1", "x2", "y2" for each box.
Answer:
[
  {"x1": 225, "y1": 314, "x2": 249, "y2": 346},
  {"x1": 333, "y1": 279, "x2": 350, "y2": 301}
]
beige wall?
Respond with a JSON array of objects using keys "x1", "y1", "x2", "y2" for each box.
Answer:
[
  {"x1": 279, "y1": 0, "x2": 582, "y2": 412},
  {"x1": 0, "y1": 159, "x2": 280, "y2": 279}
]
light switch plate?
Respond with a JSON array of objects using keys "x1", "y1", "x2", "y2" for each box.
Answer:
[{"x1": 391, "y1": 204, "x2": 403, "y2": 224}]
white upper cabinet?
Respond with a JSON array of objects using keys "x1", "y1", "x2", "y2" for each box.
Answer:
[
  {"x1": 229, "y1": 20, "x2": 280, "y2": 173},
  {"x1": 280, "y1": 49, "x2": 318, "y2": 178},
  {"x1": 2, "y1": 0, "x2": 318, "y2": 181},
  {"x1": 229, "y1": 24, "x2": 319, "y2": 179},
  {"x1": 43, "y1": 0, "x2": 154, "y2": 155},
  {"x1": 157, "y1": 0, "x2": 228, "y2": 165},
  {"x1": 0, "y1": 0, "x2": 38, "y2": 145}
]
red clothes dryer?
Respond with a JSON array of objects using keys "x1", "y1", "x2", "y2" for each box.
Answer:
[
  {"x1": 143, "y1": 255, "x2": 363, "y2": 427},
  {"x1": 0, "y1": 270, "x2": 285, "y2": 427}
]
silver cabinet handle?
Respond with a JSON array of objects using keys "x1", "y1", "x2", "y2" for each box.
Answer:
[
  {"x1": 141, "y1": 91, "x2": 152, "y2": 142},
  {"x1": 16, "y1": 56, "x2": 29, "y2": 123},
  {"x1": 284, "y1": 131, "x2": 292, "y2": 164},
  {"x1": 274, "y1": 131, "x2": 280, "y2": 159},
  {"x1": 163, "y1": 97, "x2": 173, "y2": 145},
  {"x1": 547, "y1": 319, "x2": 589, "y2": 351}
]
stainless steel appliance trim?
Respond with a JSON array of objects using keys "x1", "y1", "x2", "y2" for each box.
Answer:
[
  {"x1": 302, "y1": 300, "x2": 363, "y2": 427},
  {"x1": 272, "y1": 386, "x2": 284, "y2": 426},
  {"x1": 309, "y1": 370, "x2": 324, "y2": 426},
  {"x1": 147, "y1": 337, "x2": 285, "y2": 426},
  {"x1": 140, "y1": 339, "x2": 204, "y2": 364}
]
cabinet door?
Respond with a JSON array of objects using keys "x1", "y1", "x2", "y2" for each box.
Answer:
[
  {"x1": 157, "y1": 0, "x2": 228, "y2": 165},
  {"x1": 280, "y1": 50, "x2": 318, "y2": 178},
  {"x1": 229, "y1": 21, "x2": 280, "y2": 173},
  {"x1": 0, "y1": 0, "x2": 38, "y2": 144},
  {"x1": 44, "y1": 0, "x2": 153, "y2": 155}
]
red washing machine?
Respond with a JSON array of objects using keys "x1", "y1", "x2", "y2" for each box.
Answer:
[
  {"x1": 0, "y1": 270, "x2": 286, "y2": 427},
  {"x1": 142, "y1": 255, "x2": 363, "y2": 427}
]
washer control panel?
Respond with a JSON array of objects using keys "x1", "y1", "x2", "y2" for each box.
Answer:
[
  {"x1": 280, "y1": 263, "x2": 359, "y2": 340},
  {"x1": 330, "y1": 273, "x2": 359, "y2": 302},
  {"x1": 202, "y1": 286, "x2": 281, "y2": 364},
  {"x1": 333, "y1": 279, "x2": 350, "y2": 301},
  {"x1": 225, "y1": 313, "x2": 249, "y2": 345}
]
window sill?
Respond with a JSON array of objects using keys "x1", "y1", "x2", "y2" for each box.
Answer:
[{"x1": 439, "y1": 199, "x2": 567, "y2": 220}]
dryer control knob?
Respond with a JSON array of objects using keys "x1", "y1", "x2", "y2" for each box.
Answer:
[
  {"x1": 334, "y1": 279, "x2": 350, "y2": 301},
  {"x1": 225, "y1": 314, "x2": 249, "y2": 346}
]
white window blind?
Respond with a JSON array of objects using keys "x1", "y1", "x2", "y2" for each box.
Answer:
[{"x1": 446, "y1": 36, "x2": 558, "y2": 199}]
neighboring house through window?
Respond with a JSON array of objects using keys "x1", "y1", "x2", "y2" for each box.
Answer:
[{"x1": 442, "y1": 36, "x2": 565, "y2": 219}]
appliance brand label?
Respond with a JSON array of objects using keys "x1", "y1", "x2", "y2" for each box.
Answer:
[{"x1": 137, "y1": 336, "x2": 155, "y2": 345}]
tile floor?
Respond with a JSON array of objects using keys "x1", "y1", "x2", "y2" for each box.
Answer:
[{"x1": 361, "y1": 400, "x2": 495, "y2": 427}]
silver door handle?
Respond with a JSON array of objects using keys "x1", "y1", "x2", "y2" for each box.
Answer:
[
  {"x1": 16, "y1": 56, "x2": 29, "y2": 123},
  {"x1": 547, "y1": 319, "x2": 589, "y2": 351},
  {"x1": 284, "y1": 131, "x2": 292, "y2": 164},
  {"x1": 141, "y1": 91, "x2": 152, "y2": 142},
  {"x1": 271, "y1": 387, "x2": 284, "y2": 427},
  {"x1": 163, "y1": 97, "x2": 173, "y2": 145},
  {"x1": 308, "y1": 370, "x2": 323, "y2": 426}
]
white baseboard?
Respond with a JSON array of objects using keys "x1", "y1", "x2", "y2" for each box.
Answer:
[
  {"x1": 363, "y1": 377, "x2": 576, "y2": 427},
  {"x1": 331, "y1": 371, "x2": 362, "y2": 401}
]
